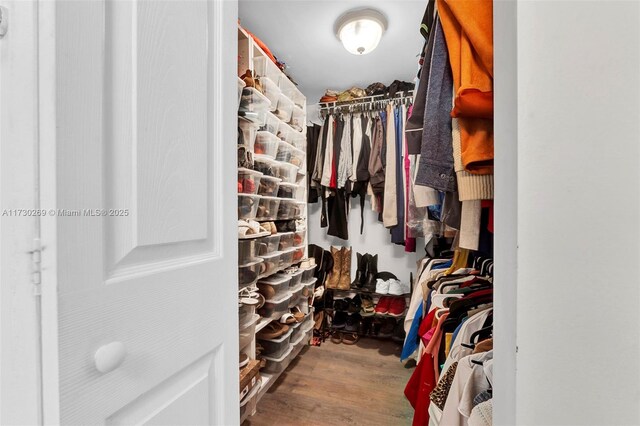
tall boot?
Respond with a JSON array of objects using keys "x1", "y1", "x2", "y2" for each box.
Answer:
[
  {"x1": 351, "y1": 253, "x2": 367, "y2": 289},
  {"x1": 338, "y1": 247, "x2": 352, "y2": 290},
  {"x1": 326, "y1": 246, "x2": 342, "y2": 289},
  {"x1": 363, "y1": 254, "x2": 378, "y2": 292}
]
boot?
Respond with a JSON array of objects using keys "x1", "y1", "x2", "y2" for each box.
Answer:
[
  {"x1": 363, "y1": 253, "x2": 378, "y2": 292},
  {"x1": 338, "y1": 247, "x2": 352, "y2": 290},
  {"x1": 351, "y1": 253, "x2": 368, "y2": 289},
  {"x1": 326, "y1": 246, "x2": 342, "y2": 289}
]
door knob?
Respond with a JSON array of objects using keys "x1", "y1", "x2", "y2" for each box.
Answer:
[{"x1": 94, "y1": 341, "x2": 126, "y2": 373}]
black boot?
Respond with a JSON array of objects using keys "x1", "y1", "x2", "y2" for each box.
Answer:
[
  {"x1": 363, "y1": 254, "x2": 378, "y2": 292},
  {"x1": 351, "y1": 253, "x2": 368, "y2": 289}
]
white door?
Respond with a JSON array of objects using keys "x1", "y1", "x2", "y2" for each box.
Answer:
[{"x1": 39, "y1": 0, "x2": 239, "y2": 424}]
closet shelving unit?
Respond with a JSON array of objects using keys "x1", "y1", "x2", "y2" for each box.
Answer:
[{"x1": 238, "y1": 25, "x2": 316, "y2": 423}]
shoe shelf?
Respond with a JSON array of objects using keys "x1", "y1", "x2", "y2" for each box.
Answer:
[
  {"x1": 256, "y1": 316, "x2": 273, "y2": 333},
  {"x1": 331, "y1": 288, "x2": 412, "y2": 298},
  {"x1": 239, "y1": 22, "x2": 310, "y2": 421}
]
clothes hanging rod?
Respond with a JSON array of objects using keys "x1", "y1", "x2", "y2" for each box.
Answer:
[{"x1": 317, "y1": 90, "x2": 414, "y2": 111}]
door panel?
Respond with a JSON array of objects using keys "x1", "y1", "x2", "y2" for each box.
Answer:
[
  {"x1": 47, "y1": 0, "x2": 238, "y2": 424},
  {"x1": 104, "y1": 0, "x2": 215, "y2": 279}
]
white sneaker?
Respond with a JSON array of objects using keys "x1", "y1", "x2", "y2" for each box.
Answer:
[
  {"x1": 375, "y1": 278, "x2": 390, "y2": 294},
  {"x1": 387, "y1": 279, "x2": 404, "y2": 295}
]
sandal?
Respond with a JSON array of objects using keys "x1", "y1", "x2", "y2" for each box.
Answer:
[
  {"x1": 330, "y1": 331, "x2": 343, "y2": 344},
  {"x1": 257, "y1": 322, "x2": 289, "y2": 340},
  {"x1": 342, "y1": 332, "x2": 359, "y2": 345},
  {"x1": 361, "y1": 295, "x2": 375, "y2": 317},
  {"x1": 290, "y1": 306, "x2": 305, "y2": 322},
  {"x1": 279, "y1": 313, "x2": 296, "y2": 325}
]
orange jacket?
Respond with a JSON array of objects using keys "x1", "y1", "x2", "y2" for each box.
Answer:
[{"x1": 438, "y1": 0, "x2": 494, "y2": 174}]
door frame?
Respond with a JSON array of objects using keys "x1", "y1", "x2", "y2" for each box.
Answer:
[
  {"x1": 0, "y1": 1, "x2": 42, "y2": 424},
  {"x1": 493, "y1": 0, "x2": 518, "y2": 424}
]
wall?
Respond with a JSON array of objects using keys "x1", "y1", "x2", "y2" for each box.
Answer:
[
  {"x1": 496, "y1": 1, "x2": 640, "y2": 424},
  {"x1": 307, "y1": 198, "x2": 422, "y2": 284}
]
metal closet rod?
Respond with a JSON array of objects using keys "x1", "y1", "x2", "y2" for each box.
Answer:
[{"x1": 317, "y1": 90, "x2": 415, "y2": 111}]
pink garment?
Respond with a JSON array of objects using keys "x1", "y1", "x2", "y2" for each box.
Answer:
[{"x1": 425, "y1": 311, "x2": 449, "y2": 383}]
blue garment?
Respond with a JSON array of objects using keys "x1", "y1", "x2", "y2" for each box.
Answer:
[
  {"x1": 432, "y1": 259, "x2": 452, "y2": 270},
  {"x1": 391, "y1": 106, "x2": 405, "y2": 244},
  {"x1": 401, "y1": 300, "x2": 424, "y2": 362}
]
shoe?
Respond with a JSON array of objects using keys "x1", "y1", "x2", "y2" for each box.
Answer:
[
  {"x1": 363, "y1": 254, "x2": 378, "y2": 292},
  {"x1": 375, "y1": 278, "x2": 390, "y2": 295},
  {"x1": 330, "y1": 330, "x2": 343, "y2": 344},
  {"x1": 345, "y1": 313, "x2": 362, "y2": 332},
  {"x1": 348, "y1": 294, "x2": 362, "y2": 313},
  {"x1": 257, "y1": 322, "x2": 289, "y2": 339},
  {"x1": 360, "y1": 295, "x2": 375, "y2": 316},
  {"x1": 332, "y1": 311, "x2": 348, "y2": 329},
  {"x1": 378, "y1": 318, "x2": 395, "y2": 338},
  {"x1": 387, "y1": 279, "x2": 405, "y2": 296},
  {"x1": 342, "y1": 332, "x2": 359, "y2": 345},
  {"x1": 239, "y1": 352, "x2": 249, "y2": 369},
  {"x1": 392, "y1": 321, "x2": 406, "y2": 342},
  {"x1": 351, "y1": 253, "x2": 368, "y2": 289},
  {"x1": 371, "y1": 318, "x2": 383, "y2": 336},
  {"x1": 333, "y1": 298, "x2": 349, "y2": 312},
  {"x1": 387, "y1": 297, "x2": 407, "y2": 317},
  {"x1": 358, "y1": 317, "x2": 372, "y2": 335},
  {"x1": 326, "y1": 246, "x2": 342, "y2": 289},
  {"x1": 374, "y1": 296, "x2": 391, "y2": 314},
  {"x1": 338, "y1": 247, "x2": 352, "y2": 290}
]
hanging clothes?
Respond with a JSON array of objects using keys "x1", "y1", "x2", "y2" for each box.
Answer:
[
  {"x1": 383, "y1": 104, "x2": 398, "y2": 228},
  {"x1": 437, "y1": 0, "x2": 494, "y2": 175},
  {"x1": 415, "y1": 15, "x2": 457, "y2": 193},
  {"x1": 391, "y1": 105, "x2": 406, "y2": 244}
]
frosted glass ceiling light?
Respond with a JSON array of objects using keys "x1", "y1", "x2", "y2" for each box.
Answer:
[{"x1": 335, "y1": 8, "x2": 387, "y2": 55}]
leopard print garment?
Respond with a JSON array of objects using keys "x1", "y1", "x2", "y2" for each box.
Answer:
[{"x1": 430, "y1": 361, "x2": 459, "y2": 410}]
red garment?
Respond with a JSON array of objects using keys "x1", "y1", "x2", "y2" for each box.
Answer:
[
  {"x1": 418, "y1": 308, "x2": 437, "y2": 346},
  {"x1": 482, "y1": 200, "x2": 494, "y2": 233},
  {"x1": 405, "y1": 353, "x2": 436, "y2": 426}
]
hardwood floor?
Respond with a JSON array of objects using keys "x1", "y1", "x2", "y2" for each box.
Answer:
[{"x1": 244, "y1": 337, "x2": 415, "y2": 426}]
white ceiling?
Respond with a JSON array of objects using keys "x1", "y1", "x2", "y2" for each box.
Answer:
[{"x1": 239, "y1": 0, "x2": 426, "y2": 104}]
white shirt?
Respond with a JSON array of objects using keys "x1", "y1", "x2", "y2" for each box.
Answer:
[
  {"x1": 440, "y1": 351, "x2": 493, "y2": 426},
  {"x1": 320, "y1": 115, "x2": 334, "y2": 187}
]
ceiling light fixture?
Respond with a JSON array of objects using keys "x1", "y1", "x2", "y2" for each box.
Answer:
[{"x1": 335, "y1": 8, "x2": 388, "y2": 56}]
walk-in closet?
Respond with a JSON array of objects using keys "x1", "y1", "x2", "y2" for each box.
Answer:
[
  {"x1": 237, "y1": 1, "x2": 494, "y2": 424},
  {"x1": 2, "y1": 0, "x2": 639, "y2": 425}
]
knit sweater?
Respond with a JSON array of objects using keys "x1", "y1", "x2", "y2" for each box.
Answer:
[{"x1": 437, "y1": 0, "x2": 494, "y2": 175}]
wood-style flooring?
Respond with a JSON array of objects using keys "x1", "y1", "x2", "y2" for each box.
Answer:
[{"x1": 244, "y1": 338, "x2": 415, "y2": 426}]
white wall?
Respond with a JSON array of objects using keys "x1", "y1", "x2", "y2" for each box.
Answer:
[
  {"x1": 500, "y1": 1, "x2": 640, "y2": 424},
  {"x1": 307, "y1": 198, "x2": 422, "y2": 283}
]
